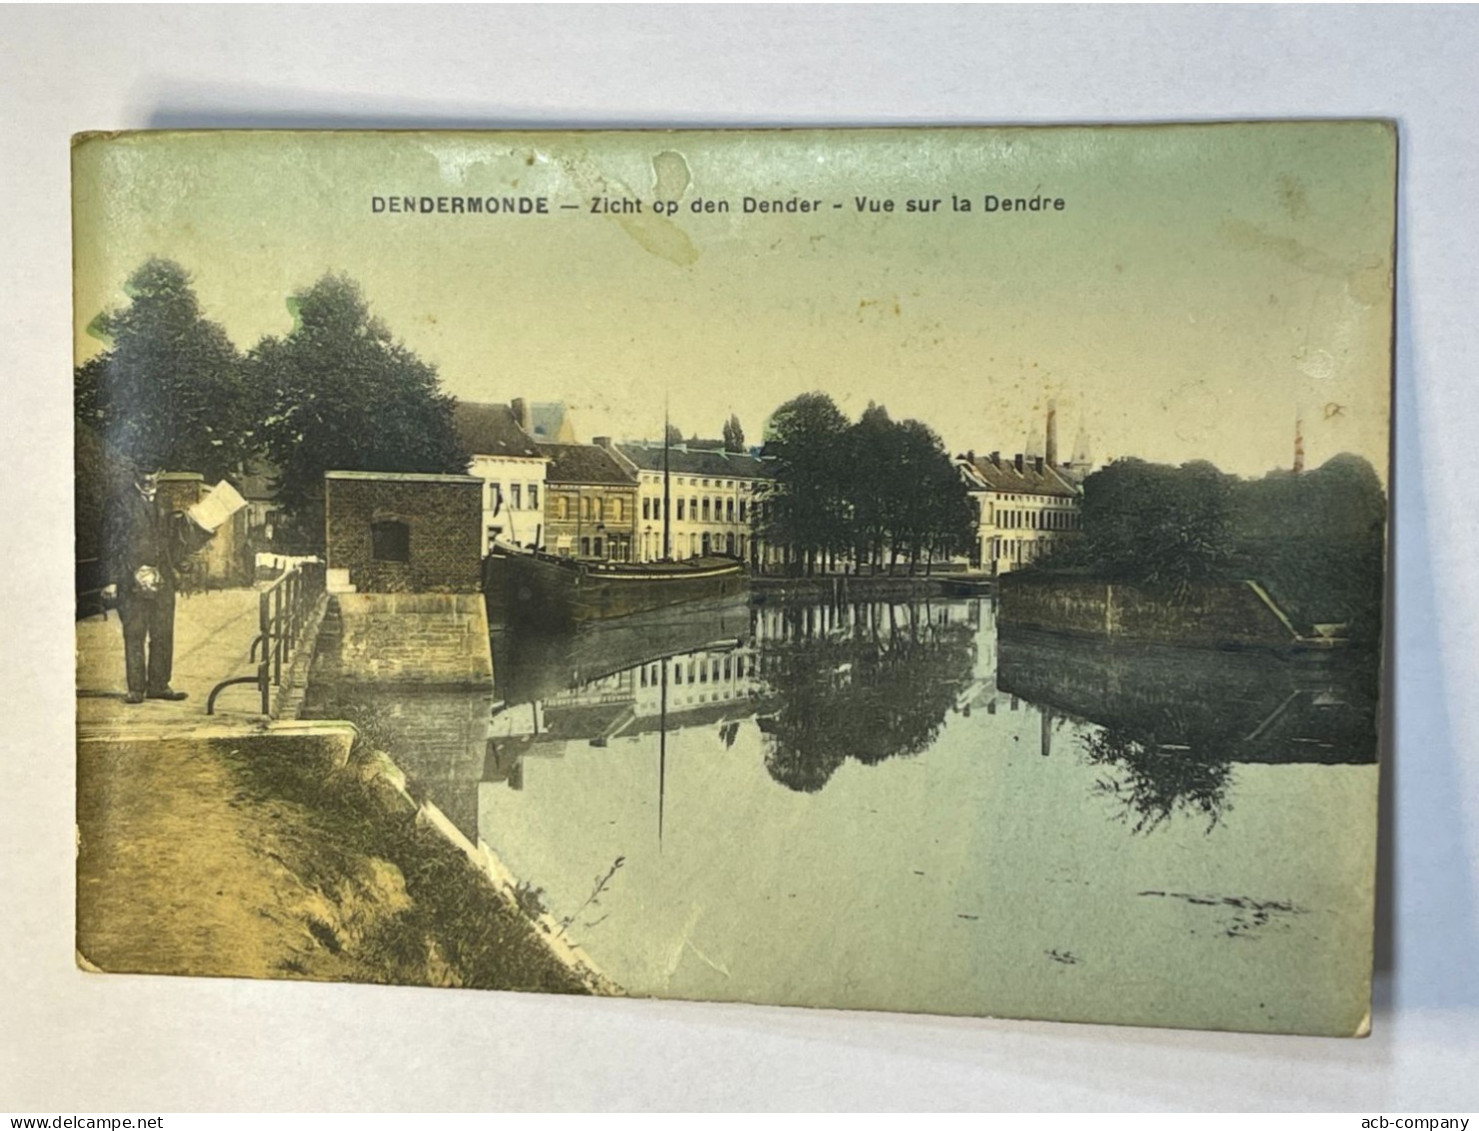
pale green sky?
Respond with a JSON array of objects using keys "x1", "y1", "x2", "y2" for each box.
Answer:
[{"x1": 73, "y1": 123, "x2": 1395, "y2": 482}]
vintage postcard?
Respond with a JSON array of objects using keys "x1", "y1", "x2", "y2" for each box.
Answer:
[{"x1": 72, "y1": 123, "x2": 1394, "y2": 1036}]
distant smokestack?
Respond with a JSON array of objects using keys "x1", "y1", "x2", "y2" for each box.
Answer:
[
  {"x1": 1293, "y1": 410, "x2": 1305, "y2": 474},
  {"x1": 1045, "y1": 400, "x2": 1059, "y2": 467}
]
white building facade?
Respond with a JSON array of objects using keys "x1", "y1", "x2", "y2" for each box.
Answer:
[
  {"x1": 958, "y1": 451, "x2": 1082, "y2": 574},
  {"x1": 454, "y1": 401, "x2": 551, "y2": 553},
  {"x1": 607, "y1": 441, "x2": 775, "y2": 564}
]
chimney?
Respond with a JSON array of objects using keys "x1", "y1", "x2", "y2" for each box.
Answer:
[
  {"x1": 593, "y1": 436, "x2": 614, "y2": 452},
  {"x1": 989, "y1": 451, "x2": 1000, "y2": 467},
  {"x1": 1014, "y1": 453, "x2": 1024, "y2": 473},
  {"x1": 511, "y1": 398, "x2": 531, "y2": 433},
  {"x1": 966, "y1": 449, "x2": 976, "y2": 464},
  {"x1": 1045, "y1": 399, "x2": 1059, "y2": 467},
  {"x1": 1034, "y1": 456, "x2": 1045, "y2": 474}
]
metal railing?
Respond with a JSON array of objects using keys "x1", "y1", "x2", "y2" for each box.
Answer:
[{"x1": 207, "y1": 561, "x2": 326, "y2": 716}]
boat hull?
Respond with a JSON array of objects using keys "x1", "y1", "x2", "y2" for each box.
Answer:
[{"x1": 484, "y1": 553, "x2": 747, "y2": 627}]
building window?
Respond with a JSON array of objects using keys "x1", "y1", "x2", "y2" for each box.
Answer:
[
  {"x1": 738, "y1": 500, "x2": 747, "y2": 522},
  {"x1": 593, "y1": 537, "x2": 604, "y2": 558},
  {"x1": 510, "y1": 483, "x2": 521, "y2": 510},
  {"x1": 528, "y1": 484, "x2": 539, "y2": 511},
  {"x1": 610, "y1": 497, "x2": 623, "y2": 522},
  {"x1": 580, "y1": 536, "x2": 591, "y2": 556},
  {"x1": 488, "y1": 483, "x2": 501, "y2": 511},
  {"x1": 643, "y1": 497, "x2": 651, "y2": 520},
  {"x1": 726, "y1": 499, "x2": 734, "y2": 522},
  {"x1": 371, "y1": 520, "x2": 410, "y2": 563},
  {"x1": 702, "y1": 498, "x2": 711, "y2": 521},
  {"x1": 677, "y1": 499, "x2": 686, "y2": 520}
]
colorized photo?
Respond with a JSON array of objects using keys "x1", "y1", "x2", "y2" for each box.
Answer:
[{"x1": 72, "y1": 124, "x2": 1394, "y2": 1034}]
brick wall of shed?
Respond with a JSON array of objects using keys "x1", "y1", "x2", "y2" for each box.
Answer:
[{"x1": 325, "y1": 479, "x2": 482, "y2": 593}]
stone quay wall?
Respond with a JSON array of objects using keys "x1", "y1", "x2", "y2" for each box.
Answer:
[{"x1": 998, "y1": 572, "x2": 1301, "y2": 649}]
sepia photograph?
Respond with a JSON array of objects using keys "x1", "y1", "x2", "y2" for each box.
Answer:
[{"x1": 71, "y1": 122, "x2": 1394, "y2": 1037}]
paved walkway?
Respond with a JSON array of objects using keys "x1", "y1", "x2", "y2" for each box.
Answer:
[{"x1": 75, "y1": 587, "x2": 265, "y2": 736}]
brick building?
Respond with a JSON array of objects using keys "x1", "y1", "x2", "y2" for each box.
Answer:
[
  {"x1": 538, "y1": 442, "x2": 639, "y2": 561},
  {"x1": 324, "y1": 471, "x2": 484, "y2": 593}
]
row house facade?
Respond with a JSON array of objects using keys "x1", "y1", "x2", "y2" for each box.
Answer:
[
  {"x1": 605, "y1": 439, "x2": 777, "y2": 565},
  {"x1": 453, "y1": 401, "x2": 552, "y2": 553},
  {"x1": 958, "y1": 451, "x2": 1082, "y2": 574},
  {"x1": 539, "y1": 440, "x2": 639, "y2": 562}
]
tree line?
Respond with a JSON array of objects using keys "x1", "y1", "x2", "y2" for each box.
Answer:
[
  {"x1": 76, "y1": 259, "x2": 977, "y2": 571},
  {"x1": 757, "y1": 393, "x2": 975, "y2": 575},
  {"x1": 1039, "y1": 453, "x2": 1387, "y2": 643},
  {"x1": 76, "y1": 259, "x2": 472, "y2": 553}
]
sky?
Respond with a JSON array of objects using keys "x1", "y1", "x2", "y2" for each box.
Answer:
[{"x1": 72, "y1": 123, "x2": 1396, "y2": 483}]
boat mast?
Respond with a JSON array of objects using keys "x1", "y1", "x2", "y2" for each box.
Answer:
[{"x1": 662, "y1": 394, "x2": 672, "y2": 561}]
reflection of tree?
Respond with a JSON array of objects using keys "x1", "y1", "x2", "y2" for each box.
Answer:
[
  {"x1": 1080, "y1": 707, "x2": 1236, "y2": 834},
  {"x1": 758, "y1": 602, "x2": 976, "y2": 792}
]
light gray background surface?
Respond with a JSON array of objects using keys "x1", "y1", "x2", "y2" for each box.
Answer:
[{"x1": 3, "y1": 4, "x2": 1476, "y2": 1112}]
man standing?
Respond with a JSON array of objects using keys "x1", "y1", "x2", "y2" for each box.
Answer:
[{"x1": 101, "y1": 469, "x2": 189, "y2": 704}]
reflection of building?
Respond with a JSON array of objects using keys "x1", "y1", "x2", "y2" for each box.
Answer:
[
  {"x1": 538, "y1": 441, "x2": 639, "y2": 562},
  {"x1": 605, "y1": 439, "x2": 776, "y2": 564},
  {"x1": 483, "y1": 640, "x2": 770, "y2": 792},
  {"x1": 453, "y1": 400, "x2": 552, "y2": 553},
  {"x1": 958, "y1": 453, "x2": 1080, "y2": 574}
]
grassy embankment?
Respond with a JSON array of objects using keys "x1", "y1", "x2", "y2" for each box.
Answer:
[{"x1": 77, "y1": 731, "x2": 597, "y2": 995}]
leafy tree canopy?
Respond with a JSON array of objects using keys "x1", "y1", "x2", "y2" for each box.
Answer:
[
  {"x1": 251, "y1": 273, "x2": 469, "y2": 515},
  {"x1": 76, "y1": 258, "x2": 253, "y2": 483}
]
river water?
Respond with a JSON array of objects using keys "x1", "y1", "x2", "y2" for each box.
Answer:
[{"x1": 391, "y1": 594, "x2": 1381, "y2": 1033}]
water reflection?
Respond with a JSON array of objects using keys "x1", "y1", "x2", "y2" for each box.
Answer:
[
  {"x1": 996, "y1": 624, "x2": 1379, "y2": 833},
  {"x1": 755, "y1": 601, "x2": 979, "y2": 792},
  {"x1": 471, "y1": 595, "x2": 1380, "y2": 1030},
  {"x1": 486, "y1": 597, "x2": 983, "y2": 801}
]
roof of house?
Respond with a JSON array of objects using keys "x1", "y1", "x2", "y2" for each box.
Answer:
[
  {"x1": 539, "y1": 442, "x2": 638, "y2": 487},
  {"x1": 614, "y1": 441, "x2": 773, "y2": 481},
  {"x1": 453, "y1": 401, "x2": 545, "y2": 459},
  {"x1": 960, "y1": 454, "x2": 1079, "y2": 499},
  {"x1": 324, "y1": 470, "x2": 482, "y2": 484}
]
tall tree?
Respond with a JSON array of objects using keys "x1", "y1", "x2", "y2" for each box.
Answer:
[
  {"x1": 1074, "y1": 458, "x2": 1234, "y2": 591},
  {"x1": 722, "y1": 413, "x2": 746, "y2": 453},
  {"x1": 845, "y1": 403, "x2": 903, "y2": 569},
  {"x1": 893, "y1": 418, "x2": 975, "y2": 572},
  {"x1": 251, "y1": 274, "x2": 468, "y2": 517},
  {"x1": 77, "y1": 258, "x2": 251, "y2": 482},
  {"x1": 759, "y1": 393, "x2": 851, "y2": 574}
]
